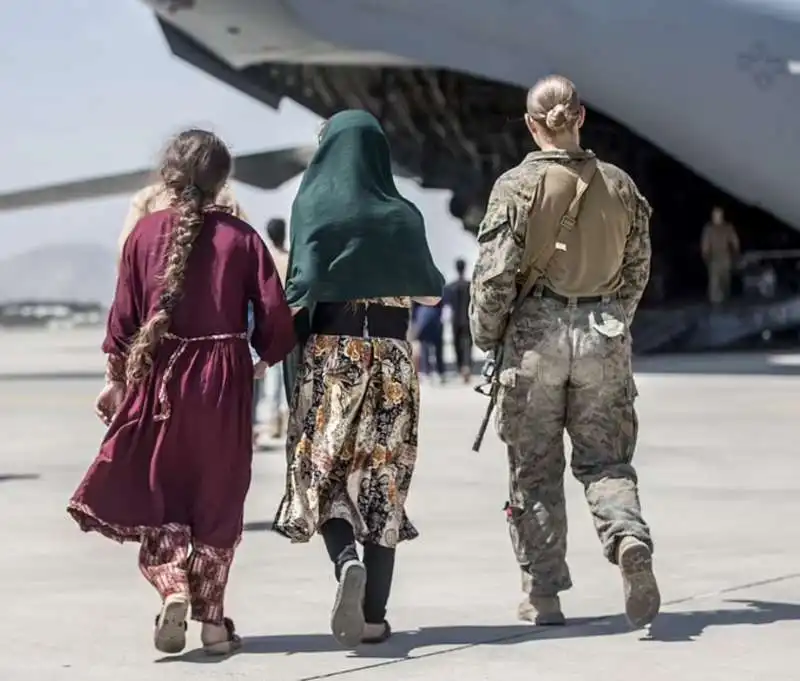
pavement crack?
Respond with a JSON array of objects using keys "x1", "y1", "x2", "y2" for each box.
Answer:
[{"x1": 294, "y1": 570, "x2": 800, "y2": 680}]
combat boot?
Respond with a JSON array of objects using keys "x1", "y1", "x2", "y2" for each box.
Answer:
[
  {"x1": 617, "y1": 536, "x2": 661, "y2": 628},
  {"x1": 518, "y1": 595, "x2": 565, "y2": 625}
]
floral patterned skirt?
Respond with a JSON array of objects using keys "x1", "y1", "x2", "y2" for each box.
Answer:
[{"x1": 273, "y1": 334, "x2": 420, "y2": 548}]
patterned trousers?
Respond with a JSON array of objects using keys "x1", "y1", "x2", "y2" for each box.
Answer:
[{"x1": 138, "y1": 524, "x2": 235, "y2": 625}]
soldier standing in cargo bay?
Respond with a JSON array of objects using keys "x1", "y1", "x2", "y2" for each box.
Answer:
[{"x1": 469, "y1": 75, "x2": 660, "y2": 629}]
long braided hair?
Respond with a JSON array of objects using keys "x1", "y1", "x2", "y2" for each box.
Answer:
[{"x1": 125, "y1": 129, "x2": 232, "y2": 383}]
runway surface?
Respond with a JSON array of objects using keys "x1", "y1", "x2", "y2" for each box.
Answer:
[{"x1": 1, "y1": 327, "x2": 797, "y2": 680}]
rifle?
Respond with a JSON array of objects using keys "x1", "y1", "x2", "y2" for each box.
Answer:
[
  {"x1": 471, "y1": 158, "x2": 598, "y2": 452},
  {"x1": 471, "y1": 347, "x2": 502, "y2": 451}
]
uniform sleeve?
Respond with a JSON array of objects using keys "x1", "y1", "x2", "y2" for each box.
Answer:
[
  {"x1": 617, "y1": 188, "x2": 652, "y2": 322},
  {"x1": 248, "y1": 232, "x2": 296, "y2": 365},
  {"x1": 102, "y1": 233, "x2": 144, "y2": 380},
  {"x1": 468, "y1": 178, "x2": 527, "y2": 351}
]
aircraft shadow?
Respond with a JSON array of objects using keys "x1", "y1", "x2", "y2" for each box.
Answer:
[{"x1": 154, "y1": 598, "x2": 800, "y2": 664}]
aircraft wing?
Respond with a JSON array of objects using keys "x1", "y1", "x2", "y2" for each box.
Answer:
[
  {"x1": 0, "y1": 146, "x2": 317, "y2": 212},
  {"x1": 0, "y1": 144, "x2": 417, "y2": 212}
]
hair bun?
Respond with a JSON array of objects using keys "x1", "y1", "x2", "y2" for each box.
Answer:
[{"x1": 545, "y1": 104, "x2": 569, "y2": 130}]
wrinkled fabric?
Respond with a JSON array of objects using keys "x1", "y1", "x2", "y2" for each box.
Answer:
[
  {"x1": 468, "y1": 148, "x2": 653, "y2": 598},
  {"x1": 497, "y1": 293, "x2": 651, "y2": 596},
  {"x1": 285, "y1": 109, "x2": 443, "y2": 311},
  {"x1": 119, "y1": 183, "x2": 245, "y2": 261},
  {"x1": 68, "y1": 209, "x2": 295, "y2": 550},
  {"x1": 469, "y1": 149, "x2": 652, "y2": 351},
  {"x1": 274, "y1": 331, "x2": 420, "y2": 549},
  {"x1": 283, "y1": 110, "x2": 443, "y2": 401}
]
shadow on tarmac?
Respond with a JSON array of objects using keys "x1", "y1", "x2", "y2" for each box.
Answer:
[{"x1": 155, "y1": 598, "x2": 800, "y2": 664}]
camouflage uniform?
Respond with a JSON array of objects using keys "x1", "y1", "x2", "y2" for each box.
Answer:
[{"x1": 469, "y1": 149, "x2": 659, "y2": 628}]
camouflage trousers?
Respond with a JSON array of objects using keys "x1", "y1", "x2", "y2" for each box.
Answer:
[{"x1": 495, "y1": 290, "x2": 652, "y2": 597}]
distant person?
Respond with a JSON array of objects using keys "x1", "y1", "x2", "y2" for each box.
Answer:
[
  {"x1": 68, "y1": 129, "x2": 295, "y2": 656},
  {"x1": 701, "y1": 207, "x2": 740, "y2": 304},
  {"x1": 261, "y1": 217, "x2": 289, "y2": 439},
  {"x1": 118, "y1": 181, "x2": 246, "y2": 262},
  {"x1": 412, "y1": 299, "x2": 446, "y2": 383},
  {"x1": 273, "y1": 110, "x2": 443, "y2": 648},
  {"x1": 443, "y1": 257, "x2": 473, "y2": 382}
]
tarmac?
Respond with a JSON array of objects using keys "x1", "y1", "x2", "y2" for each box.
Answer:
[{"x1": 1, "y1": 327, "x2": 798, "y2": 680}]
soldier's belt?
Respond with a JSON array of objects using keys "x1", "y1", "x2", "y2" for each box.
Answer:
[{"x1": 536, "y1": 286, "x2": 613, "y2": 306}]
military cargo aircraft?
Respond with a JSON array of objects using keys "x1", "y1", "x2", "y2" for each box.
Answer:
[{"x1": 2, "y1": 0, "x2": 799, "y2": 300}]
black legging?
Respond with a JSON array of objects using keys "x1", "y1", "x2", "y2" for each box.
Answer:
[
  {"x1": 320, "y1": 518, "x2": 395, "y2": 624},
  {"x1": 452, "y1": 325, "x2": 472, "y2": 372}
]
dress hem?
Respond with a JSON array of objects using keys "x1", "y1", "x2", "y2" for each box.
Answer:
[
  {"x1": 66, "y1": 501, "x2": 187, "y2": 545},
  {"x1": 271, "y1": 505, "x2": 420, "y2": 548}
]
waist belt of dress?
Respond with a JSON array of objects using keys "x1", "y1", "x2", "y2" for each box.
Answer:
[
  {"x1": 154, "y1": 331, "x2": 248, "y2": 421},
  {"x1": 311, "y1": 302, "x2": 409, "y2": 340}
]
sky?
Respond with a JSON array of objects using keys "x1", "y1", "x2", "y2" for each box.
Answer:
[{"x1": 0, "y1": 0, "x2": 476, "y2": 275}]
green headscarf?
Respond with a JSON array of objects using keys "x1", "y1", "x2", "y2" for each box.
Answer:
[
  {"x1": 281, "y1": 110, "x2": 444, "y2": 402},
  {"x1": 284, "y1": 109, "x2": 444, "y2": 308}
]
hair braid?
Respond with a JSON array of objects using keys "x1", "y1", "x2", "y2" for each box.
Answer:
[
  {"x1": 121, "y1": 128, "x2": 232, "y2": 384},
  {"x1": 124, "y1": 186, "x2": 206, "y2": 383}
]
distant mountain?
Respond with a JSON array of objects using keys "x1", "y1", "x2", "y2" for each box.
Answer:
[{"x1": 0, "y1": 243, "x2": 117, "y2": 304}]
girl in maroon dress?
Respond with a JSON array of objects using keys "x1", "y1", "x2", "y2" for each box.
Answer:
[{"x1": 67, "y1": 129, "x2": 295, "y2": 656}]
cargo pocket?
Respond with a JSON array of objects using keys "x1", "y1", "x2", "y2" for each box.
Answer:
[
  {"x1": 621, "y1": 376, "x2": 639, "y2": 463},
  {"x1": 589, "y1": 308, "x2": 631, "y2": 386},
  {"x1": 504, "y1": 502, "x2": 533, "y2": 570}
]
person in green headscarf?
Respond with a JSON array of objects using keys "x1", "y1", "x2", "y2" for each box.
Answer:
[{"x1": 273, "y1": 110, "x2": 443, "y2": 648}]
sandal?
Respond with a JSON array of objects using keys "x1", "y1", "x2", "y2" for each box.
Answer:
[
  {"x1": 153, "y1": 593, "x2": 189, "y2": 654},
  {"x1": 202, "y1": 617, "x2": 242, "y2": 656}
]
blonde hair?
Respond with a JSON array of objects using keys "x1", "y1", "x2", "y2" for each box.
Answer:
[
  {"x1": 125, "y1": 129, "x2": 232, "y2": 384},
  {"x1": 526, "y1": 75, "x2": 582, "y2": 134}
]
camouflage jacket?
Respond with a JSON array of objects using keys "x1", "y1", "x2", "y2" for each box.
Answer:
[{"x1": 468, "y1": 149, "x2": 652, "y2": 351}]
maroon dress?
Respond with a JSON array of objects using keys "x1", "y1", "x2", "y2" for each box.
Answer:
[{"x1": 68, "y1": 208, "x2": 295, "y2": 558}]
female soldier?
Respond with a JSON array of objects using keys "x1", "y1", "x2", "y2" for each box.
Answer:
[
  {"x1": 469, "y1": 75, "x2": 660, "y2": 629},
  {"x1": 273, "y1": 110, "x2": 444, "y2": 648},
  {"x1": 68, "y1": 129, "x2": 295, "y2": 655}
]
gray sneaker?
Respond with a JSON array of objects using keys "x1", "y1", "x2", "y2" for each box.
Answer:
[{"x1": 330, "y1": 560, "x2": 367, "y2": 648}]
